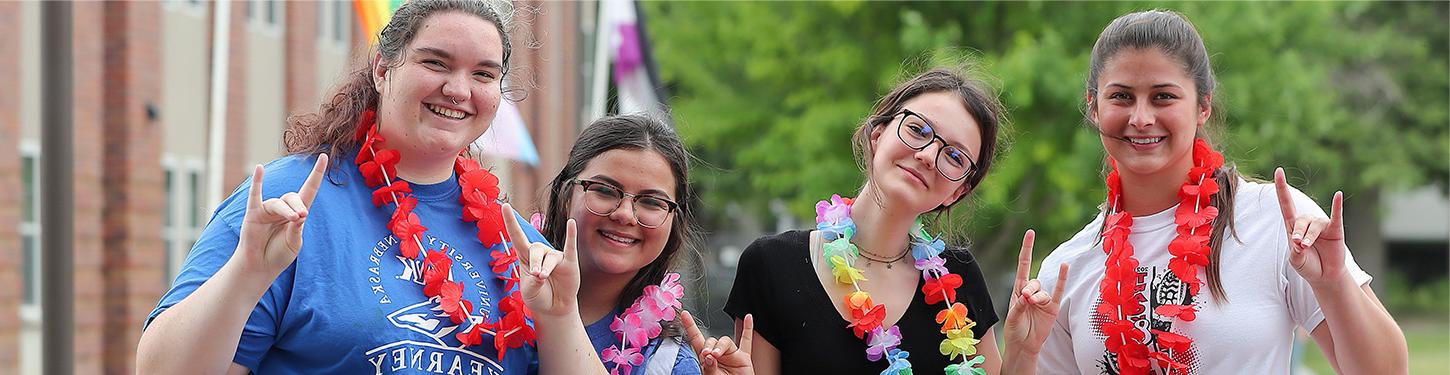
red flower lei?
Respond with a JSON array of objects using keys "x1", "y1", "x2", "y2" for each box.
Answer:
[
  {"x1": 353, "y1": 110, "x2": 536, "y2": 359},
  {"x1": 1099, "y1": 139, "x2": 1223, "y2": 375}
]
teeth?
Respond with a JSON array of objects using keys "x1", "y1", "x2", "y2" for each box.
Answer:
[
  {"x1": 426, "y1": 104, "x2": 466, "y2": 120},
  {"x1": 1129, "y1": 137, "x2": 1165, "y2": 145},
  {"x1": 601, "y1": 231, "x2": 638, "y2": 244}
]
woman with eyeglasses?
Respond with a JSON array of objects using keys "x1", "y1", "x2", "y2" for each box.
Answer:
[
  {"x1": 533, "y1": 114, "x2": 756, "y2": 375},
  {"x1": 724, "y1": 67, "x2": 1062, "y2": 374}
]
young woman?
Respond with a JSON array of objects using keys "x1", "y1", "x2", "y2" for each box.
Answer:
[
  {"x1": 531, "y1": 114, "x2": 706, "y2": 374},
  {"x1": 725, "y1": 67, "x2": 1051, "y2": 374},
  {"x1": 138, "y1": 1, "x2": 601, "y2": 373},
  {"x1": 1031, "y1": 10, "x2": 1408, "y2": 375}
]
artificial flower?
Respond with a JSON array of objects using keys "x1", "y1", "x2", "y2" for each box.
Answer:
[
  {"x1": 922, "y1": 273, "x2": 962, "y2": 305},
  {"x1": 829, "y1": 255, "x2": 868, "y2": 284},
  {"x1": 866, "y1": 326, "x2": 902, "y2": 361}
]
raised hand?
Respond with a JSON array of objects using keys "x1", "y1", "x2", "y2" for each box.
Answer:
[
  {"x1": 681, "y1": 310, "x2": 754, "y2": 375},
  {"x1": 235, "y1": 154, "x2": 328, "y2": 277},
  {"x1": 1274, "y1": 168, "x2": 1349, "y2": 285},
  {"x1": 1003, "y1": 230, "x2": 1068, "y2": 357},
  {"x1": 502, "y1": 204, "x2": 581, "y2": 318}
]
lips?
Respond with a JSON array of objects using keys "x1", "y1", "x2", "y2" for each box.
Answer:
[
  {"x1": 425, "y1": 103, "x2": 471, "y2": 120},
  {"x1": 598, "y1": 229, "x2": 640, "y2": 247},
  {"x1": 899, "y1": 165, "x2": 929, "y2": 188}
]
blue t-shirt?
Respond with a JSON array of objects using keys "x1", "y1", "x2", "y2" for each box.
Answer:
[
  {"x1": 147, "y1": 153, "x2": 548, "y2": 374},
  {"x1": 584, "y1": 307, "x2": 700, "y2": 375}
]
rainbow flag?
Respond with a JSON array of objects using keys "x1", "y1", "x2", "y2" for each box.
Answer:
[{"x1": 354, "y1": 0, "x2": 405, "y2": 45}]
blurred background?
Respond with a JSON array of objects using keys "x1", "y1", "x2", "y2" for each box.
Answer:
[{"x1": 3, "y1": 1, "x2": 1445, "y2": 374}]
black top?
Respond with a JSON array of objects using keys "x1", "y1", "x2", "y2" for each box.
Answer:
[{"x1": 725, "y1": 230, "x2": 998, "y2": 373}]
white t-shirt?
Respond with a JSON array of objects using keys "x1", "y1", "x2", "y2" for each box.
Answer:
[{"x1": 1035, "y1": 179, "x2": 1372, "y2": 374}]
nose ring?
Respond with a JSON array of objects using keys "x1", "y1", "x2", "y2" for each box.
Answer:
[{"x1": 450, "y1": 98, "x2": 461, "y2": 105}]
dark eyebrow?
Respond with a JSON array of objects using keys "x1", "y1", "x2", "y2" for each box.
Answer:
[
  {"x1": 413, "y1": 47, "x2": 502, "y2": 70},
  {"x1": 1106, "y1": 83, "x2": 1183, "y2": 90},
  {"x1": 586, "y1": 175, "x2": 674, "y2": 200}
]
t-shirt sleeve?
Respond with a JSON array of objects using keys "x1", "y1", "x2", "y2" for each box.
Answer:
[
  {"x1": 143, "y1": 177, "x2": 287, "y2": 372},
  {"x1": 723, "y1": 235, "x2": 779, "y2": 342},
  {"x1": 1281, "y1": 186, "x2": 1373, "y2": 332}
]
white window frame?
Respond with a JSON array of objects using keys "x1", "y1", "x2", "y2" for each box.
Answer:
[
  {"x1": 19, "y1": 142, "x2": 40, "y2": 323},
  {"x1": 161, "y1": 155, "x2": 208, "y2": 286},
  {"x1": 317, "y1": 0, "x2": 352, "y2": 51},
  {"x1": 247, "y1": 0, "x2": 285, "y2": 36},
  {"x1": 162, "y1": 0, "x2": 208, "y2": 18}
]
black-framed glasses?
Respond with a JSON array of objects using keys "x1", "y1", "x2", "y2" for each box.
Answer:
[
  {"x1": 892, "y1": 109, "x2": 977, "y2": 182},
  {"x1": 572, "y1": 179, "x2": 678, "y2": 228}
]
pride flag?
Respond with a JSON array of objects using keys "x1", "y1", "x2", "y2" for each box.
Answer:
[{"x1": 354, "y1": 0, "x2": 404, "y2": 45}]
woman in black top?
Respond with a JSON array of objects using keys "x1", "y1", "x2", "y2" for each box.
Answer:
[{"x1": 725, "y1": 67, "x2": 1064, "y2": 374}]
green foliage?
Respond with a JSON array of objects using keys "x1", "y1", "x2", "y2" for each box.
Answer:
[{"x1": 643, "y1": 1, "x2": 1449, "y2": 270}]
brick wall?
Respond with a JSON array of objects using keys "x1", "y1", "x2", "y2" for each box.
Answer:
[
  {"x1": 285, "y1": 2, "x2": 318, "y2": 117},
  {"x1": 100, "y1": 2, "x2": 164, "y2": 374},
  {"x1": 0, "y1": 2, "x2": 20, "y2": 373},
  {"x1": 72, "y1": 2, "x2": 107, "y2": 372}
]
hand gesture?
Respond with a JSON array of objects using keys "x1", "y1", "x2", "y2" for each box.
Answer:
[
  {"x1": 235, "y1": 154, "x2": 328, "y2": 277},
  {"x1": 1274, "y1": 168, "x2": 1349, "y2": 285},
  {"x1": 502, "y1": 204, "x2": 581, "y2": 318},
  {"x1": 681, "y1": 311, "x2": 754, "y2": 375},
  {"x1": 1003, "y1": 230, "x2": 1068, "y2": 356}
]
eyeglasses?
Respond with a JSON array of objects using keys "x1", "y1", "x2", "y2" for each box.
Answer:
[
  {"x1": 892, "y1": 109, "x2": 977, "y2": 182},
  {"x1": 573, "y1": 179, "x2": 679, "y2": 228}
]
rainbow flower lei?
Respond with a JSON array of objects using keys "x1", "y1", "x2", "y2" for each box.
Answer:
[
  {"x1": 600, "y1": 273, "x2": 686, "y2": 375},
  {"x1": 816, "y1": 195, "x2": 985, "y2": 375}
]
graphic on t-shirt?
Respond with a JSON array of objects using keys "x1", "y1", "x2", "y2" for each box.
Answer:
[
  {"x1": 1089, "y1": 266, "x2": 1202, "y2": 374},
  {"x1": 363, "y1": 234, "x2": 507, "y2": 375}
]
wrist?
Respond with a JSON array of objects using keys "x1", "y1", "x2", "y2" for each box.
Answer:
[{"x1": 1307, "y1": 270, "x2": 1356, "y2": 293}]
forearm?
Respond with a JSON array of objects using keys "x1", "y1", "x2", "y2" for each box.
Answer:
[
  {"x1": 136, "y1": 258, "x2": 277, "y2": 374},
  {"x1": 534, "y1": 312, "x2": 608, "y2": 375},
  {"x1": 1000, "y1": 350, "x2": 1038, "y2": 375},
  {"x1": 1312, "y1": 275, "x2": 1408, "y2": 374}
]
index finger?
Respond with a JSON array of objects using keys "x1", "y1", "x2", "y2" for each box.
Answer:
[
  {"x1": 247, "y1": 165, "x2": 265, "y2": 211},
  {"x1": 1274, "y1": 168, "x2": 1298, "y2": 225},
  {"x1": 1014, "y1": 229, "x2": 1036, "y2": 294},
  {"x1": 739, "y1": 314, "x2": 755, "y2": 354},
  {"x1": 298, "y1": 153, "x2": 329, "y2": 206},
  {"x1": 1053, "y1": 263, "x2": 1069, "y2": 304},
  {"x1": 501, "y1": 203, "x2": 533, "y2": 260},
  {"x1": 680, "y1": 310, "x2": 707, "y2": 353}
]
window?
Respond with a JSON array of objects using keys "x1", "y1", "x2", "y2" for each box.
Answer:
[
  {"x1": 162, "y1": 157, "x2": 207, "y2": 285},
  {"x1": 318, "y1": 0, "x2": 352, "y2": 48},
  {"x1": 247, "y1": 0, "x2": 284, "y2": 34},
  {"x1": 20, "y1": 144, "x2": 40, "y2": 321},
  {"x1": 163, "y1": 0, "x2": 207, "y2": 16}
]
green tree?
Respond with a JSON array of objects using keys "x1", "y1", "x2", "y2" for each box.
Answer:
[{"x1": 643, "y1": 1, "x2": 1448, "y2": 298}]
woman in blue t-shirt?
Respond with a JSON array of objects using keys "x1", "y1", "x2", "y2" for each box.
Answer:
[{"x1": 137, "y1": 1, "x2": 603, "y2": 373}]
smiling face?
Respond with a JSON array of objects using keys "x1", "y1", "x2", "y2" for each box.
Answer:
[
  {"x1": 1089, "y1": 47, "x2": 1211, "y2": 182},
  {"x1": 373, "y1": 11, "x2": 504, "y2": 161},
  {"x1": 866, "y1": 91, "x2": 982, "y2": 214},
  {"x1": 569, "y1": 148, "x2": 678, "y2": 279}
]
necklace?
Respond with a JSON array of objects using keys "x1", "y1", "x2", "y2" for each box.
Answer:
[
  {"x1": 856, "y1": 245, "x2": 909, "y2": 268},
  {"x1": 354, "y1": 110, "x2": 535, "y2": 359},
  {"x1": 598, "y1": 273, "x2": 686, "y2": 375},
  {"x1": 815, "y1": 195, "x2": 985, "y2": 375},
  {"x1": 1098, "y1": 139, "x2": 1223, "y2": 375}
]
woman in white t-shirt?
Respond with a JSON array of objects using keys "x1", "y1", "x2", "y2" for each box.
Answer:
[{"x1": 1023, "y1": 10, "x2": 1408, "y2": 375}]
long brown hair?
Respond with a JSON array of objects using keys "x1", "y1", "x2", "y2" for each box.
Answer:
[
  {"x1": 1084, "y1": 10, "x2": 1244, "y2": 302},
  {"x1": 541, "y1": 114, "x2": 703, "y2": 337},
  {"x1": 283, "y1": 0, "x2": 513, "y2": 171}
]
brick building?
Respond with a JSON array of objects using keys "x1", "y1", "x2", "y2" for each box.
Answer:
[{"x1": 2, "y1": 1, "x2": 591, "y2": 373}]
